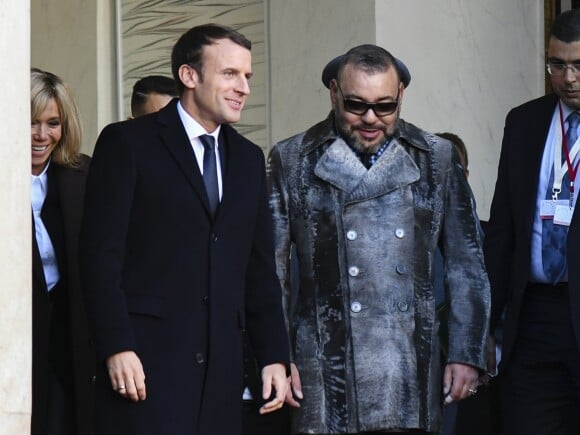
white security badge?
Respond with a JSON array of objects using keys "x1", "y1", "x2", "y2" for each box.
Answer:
[
  {"x1": 554, "y1": 204, "x2": 574, "y2": 226},
  {"x1": 540, "y1": 199, "x2": 568, "y2": 219}
]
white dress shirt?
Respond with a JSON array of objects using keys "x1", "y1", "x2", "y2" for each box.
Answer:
[
  {"x1": 31, "y1": 162, "x2": 60, "y2": 291},
  {"x1": 177, "y1": 101, "x2": 223, "y2": 200},
  {"x1": 530, "y1": 102, "x2": 579, "y2": 282}
]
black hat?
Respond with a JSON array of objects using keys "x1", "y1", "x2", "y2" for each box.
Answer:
[{"x1": 321, "y1": 53, "x2": 411, "y2": 89}]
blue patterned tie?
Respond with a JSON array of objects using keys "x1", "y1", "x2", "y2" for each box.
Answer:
[
  {"x1": 542, "y1": 111, "x2": 580, "y2": 283},
  {"x1": 199, "y1": 135, "x2": 219, "y2": 216}
]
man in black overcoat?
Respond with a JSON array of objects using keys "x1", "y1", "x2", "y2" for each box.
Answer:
[{"x1": 80, "y1": 23, "x2": 290, "y2": 435}]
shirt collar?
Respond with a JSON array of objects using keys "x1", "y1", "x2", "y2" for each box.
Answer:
[
  {"x1": 31, "y1": 160, "x2": 50, "y2": 212},
  {"x1": 31, "y1": 159, "x2": 50, "y2": 183},
  {"x1": 559, "y1": 100, "x2": 577, "y2": 124},
  {"x1": 177, "y1": 100, "x2": 221, "y2": 143}
]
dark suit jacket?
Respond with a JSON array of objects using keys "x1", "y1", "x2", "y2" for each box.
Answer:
[
  {"x1": 32, "y1": 156, "x2": 94, "y2": 435},
  {"x1": 80, "y1": 99, "x2": 289, "y2": 435},
  {"x1": 484, "y1": 93, "x2": 580, "y2": 369}
]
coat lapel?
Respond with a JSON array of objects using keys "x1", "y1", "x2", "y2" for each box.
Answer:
[
  {"x1": 314, "y1": 137, "x2": 366, "y2": 193},
  {"x1": 56, "y1": 162, "x2": 86, "y2": 241},
  {"x1": 157, "y1": 101, "x2": 213, "y2": 218},
  {"x1": 522, "y1": 96, "x2": 559, "y2": 235},
  {"x1": 314, "y1": 137, "x2": 420, "y2": 202},
  {"x1": 350, "y1": 138, "x2": 420, "y2": 202}
]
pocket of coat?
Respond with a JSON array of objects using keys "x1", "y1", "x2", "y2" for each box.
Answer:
[{"x1": 126, "y1": 294, "x2": 167, "y2": 318}]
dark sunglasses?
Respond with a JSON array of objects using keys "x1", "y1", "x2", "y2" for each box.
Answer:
[{"x1": 335, "y1": 82, "x2": 399, "y2": 117}]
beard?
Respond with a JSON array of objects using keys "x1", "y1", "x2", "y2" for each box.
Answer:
[{"x1": 335, "y1": 111, "x2": 399, "y2": 154}]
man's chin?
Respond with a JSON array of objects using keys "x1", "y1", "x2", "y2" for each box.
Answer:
[
  {"x1": 561, "y1": 96, "x2": 580, "y2": 111},
  {"x1": 352, "y1": 138, "x2": 385, "y2": 154},
  {"x1": 339, "y1": 125, "x2": 386, "y2": 153}
]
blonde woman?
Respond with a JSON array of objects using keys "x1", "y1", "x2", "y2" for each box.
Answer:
[{"x1": 31, "y1": 68, "x2": 93, "y2": 435}]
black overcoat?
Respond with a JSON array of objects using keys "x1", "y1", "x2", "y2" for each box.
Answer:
[
  {"x1": 32, "y1": 156, "x2": 94, "y2": 435},
  {"x1": 80, "y1": 100, "x2": 289, "y2": 435}
]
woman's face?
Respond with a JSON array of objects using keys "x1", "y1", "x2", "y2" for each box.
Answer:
[{"x1": 31, "y1": 98, "x2": 62, "y2": 175}]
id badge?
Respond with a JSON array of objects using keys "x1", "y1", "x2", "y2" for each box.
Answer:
[
  {"x1": 554, "y1": 204, "x2": 573, "y2": 226},
  {"x1": 540, "y1": 199, "x2": 568, "y2": 219}
]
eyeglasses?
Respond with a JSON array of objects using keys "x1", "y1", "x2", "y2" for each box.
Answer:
[
  {"x1": 335, "y1": 82, "x2": 399, "y2": 117},
  {"x1": 546, "y1": 60, "x2": 580, "y2": 77}
]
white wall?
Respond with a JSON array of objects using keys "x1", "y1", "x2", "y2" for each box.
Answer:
[
  {"x1": 31, "y1": 0, "x2": 118, "y2": 155},
  {"x1": 267, "y1": 0, "x2": 376, "y2": 145},
  {"x1": 0, "y1": 1, "x2": 32, "y2": 433},
  {"x1": 375, "y1": 0, "x2": 544, "y2": 218}
]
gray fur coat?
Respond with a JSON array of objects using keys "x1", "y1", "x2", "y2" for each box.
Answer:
[{"x1": 267, "y1": 113, "x2": 490, "y2": 433}]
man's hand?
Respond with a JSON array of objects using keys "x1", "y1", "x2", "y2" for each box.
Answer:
[
  {"x1": 106, "y1": 350, "x2": 146, "y2": 402},
  {"x1": 442, "y1": 362, "x2": 479, "y2": 404},
  {"x1": 285, "y1": 362, "x2": 303, "y2": 408},
  {"x1": 259, "y1": 363, "x2": 288, "y2": 414}
]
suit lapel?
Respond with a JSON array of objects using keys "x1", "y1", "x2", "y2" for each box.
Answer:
[
  {"x1": 157, "y1": 101, "x2": 214, "y2": 218},
  {"x1": 522, "y1": 96, "x2": 559, "y2": 238},
  {"x1": 55, "y1": 163, "x2": 85, "y2": 244}
]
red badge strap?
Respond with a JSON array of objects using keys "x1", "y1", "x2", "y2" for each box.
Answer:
[{"x1": 558, "y1": 101, "x2": 580, "y2": 200}]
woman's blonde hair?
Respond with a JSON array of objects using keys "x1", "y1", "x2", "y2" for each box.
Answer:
[{"x1": 31, "y1": 68, "x2": 83, "y2": 167}]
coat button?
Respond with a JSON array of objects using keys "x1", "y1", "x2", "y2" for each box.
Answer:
[
  {"x1": 212, "y1": 233, "x2": 218, "y2": 242},
  {"x1": 202, "y1": 295, "x2": 209, "y2": 304},
  {"x1": 396, "y1": 264, "x2": 407, "y2": 275},
  {"x1": 346, "y1": 230, "x2": 358, "y2": 240},
  {"x1": 351, "y1": 301, "x2": 362, "y2": 313},
  {"x1": 348, "y1": 266, "x2": 360, "y2": 277},
  {"x1": 397, "y1": 301, "x2": 409, "y2": 312},
  {"x1": 195, "y1": 352, "x2": 205, "y2": 364},
  {"x1": 395, "y1": 228, "x2": 405, "y2": 239}
]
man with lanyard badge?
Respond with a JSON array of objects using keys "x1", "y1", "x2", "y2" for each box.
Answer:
[{"x1": 485, "y1": 8, "x2": 580, "y2": 434}]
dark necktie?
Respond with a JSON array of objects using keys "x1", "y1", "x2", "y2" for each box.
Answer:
[
  {"x1": 199, "y1": 134, "x2": 219, "y2": 215},
  {"x1": 541, "y1": 111, "x2": 580, "y2": 283}
]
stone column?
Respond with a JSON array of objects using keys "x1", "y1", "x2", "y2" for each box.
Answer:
[{"x1": 0, "y1": 1, "x2": 32, "y2": 433}]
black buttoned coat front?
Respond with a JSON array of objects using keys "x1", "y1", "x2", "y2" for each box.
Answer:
[{"x1": 81, "y1": 100, "x2": 289, "y2": 435}]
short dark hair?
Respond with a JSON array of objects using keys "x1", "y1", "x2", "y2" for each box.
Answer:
[
  {"x1": 171, "y1": 23, "x2": 251, "y2": 95},
  {"x1": 551, "y1": 8, "x2": 580, "y2": 43},
  {"x1": 130, "y1": 75, "x2": 177, "y2": 117},
  {"x1": 336, "y1": 44, "x2": 399, "y2": 85}
]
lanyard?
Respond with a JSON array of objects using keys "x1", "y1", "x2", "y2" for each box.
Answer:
[{"x1": 554, "y1": 101, "x2": 580, "y2": 207}]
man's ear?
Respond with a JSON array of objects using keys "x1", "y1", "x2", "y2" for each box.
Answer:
[
  {"x1": 178, "y1": 64, "x2": 198, "y2": 90},
  {"x1": 329, "y1": 79, "x2": 339, "y2": 107},
  {"x1": 396, "y1": 81, "x2": 405, "y2": 113}
]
